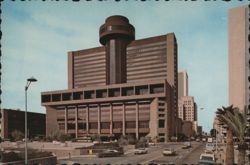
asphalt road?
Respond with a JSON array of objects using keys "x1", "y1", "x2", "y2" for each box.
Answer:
[{"x1": 59, "y1": 142, "x2": 204, "y2": 165}]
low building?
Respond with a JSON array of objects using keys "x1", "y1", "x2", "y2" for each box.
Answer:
[
  {"x1": 0, "y1": 108, "x2": 46, "y2": 139},
  {"x1": 181, "y1": 121, "x2": 194, "y2": 138}
]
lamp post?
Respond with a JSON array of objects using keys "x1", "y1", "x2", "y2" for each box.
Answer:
[{"x1": 25, "y1": 77, "x2": 37, "y2": 165}]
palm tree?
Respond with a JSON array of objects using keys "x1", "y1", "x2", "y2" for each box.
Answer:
[{"x1": 216, "y1": 105, "x2": 247, "y2": 165}]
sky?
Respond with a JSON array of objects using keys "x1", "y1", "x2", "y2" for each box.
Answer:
[{"x1": 1, "y1": 1, "x2": 249, "y2": 132}]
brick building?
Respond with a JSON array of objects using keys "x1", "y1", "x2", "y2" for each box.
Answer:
[{"x1": 0, "y1": 108, "x2": 46, "y2": 139}]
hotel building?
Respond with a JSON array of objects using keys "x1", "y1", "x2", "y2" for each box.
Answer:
[{"x1": 41, "y1": 16, "x2": 178, "y2": 142}]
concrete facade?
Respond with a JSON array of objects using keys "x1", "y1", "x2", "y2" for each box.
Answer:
[
  {"x1": 0, "y1": 109, "x2": 46, "y2": 139},
  {"x1": 41, "y1": 16, "x2": 178, "y2": 142},
  {"x1": 229, "y1": 6, "x2": 249, "y2": 112},
  {"x1": 178, "y1": 71, "x2": 188, "y2": 99},
  {"x1": 178, "y1": 96, "x2": 198, "y2": 133}
]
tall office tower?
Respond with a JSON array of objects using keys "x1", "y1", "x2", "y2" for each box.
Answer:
[
  {"x1": 178, "y1": 71, "x2": 198, "y2": 134},
  {"x1": 229, "y1": 5, "x2": 249, "y2": 112},
  {"x1": 178, "y1": 71, "x2": 188, "y2": 99},
  {"x1": 42, "y1": 15, "x2": 178, "y2": 142}
]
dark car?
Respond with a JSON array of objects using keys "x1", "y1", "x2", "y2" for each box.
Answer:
[{"x1": 97, "y1": 149, "x2": 123, "y2": 158}]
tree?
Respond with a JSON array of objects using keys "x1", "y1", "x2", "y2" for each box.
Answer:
[
  {"x1": 216, "y1": 105, "x2": 247, "y2": 165},
  {"x1": 210, "y1": 128, "x2": 216, "y2": 138},
  {"x1": 11, "y1": 130, "x2": 24, "y2": 141}
]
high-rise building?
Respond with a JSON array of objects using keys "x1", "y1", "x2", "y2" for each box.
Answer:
[
  {"x1": 41, "y1": 16, "x2": 178, "y2": 142},
  {"x1": 178, "y1": 71, "x2": 198, "y2": 134},
  {"x1": 178, "y1": 96, "x2": 197, "y2": 133},
  {"x1": 178, "y1": 71, "x2": 188, "y2": 99},
  {"x1": 229, "y1": 5, "x2": 249, "y2": 112}
]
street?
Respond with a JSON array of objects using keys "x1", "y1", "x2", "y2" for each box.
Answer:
[{"x1": 59, "y1": 142, "x2": 205, "y2": 165}]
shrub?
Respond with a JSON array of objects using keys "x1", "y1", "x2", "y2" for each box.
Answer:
[{"x1": 11, "y1": 130, "x2": 24, "y2": 141}]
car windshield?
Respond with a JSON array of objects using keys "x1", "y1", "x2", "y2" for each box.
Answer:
[
  {"x1": 201, "y1": 156, "x2": 213, "y2": 161},
  {"x1": 165, "y1": 148, "x2": 172, "y2": 151}
]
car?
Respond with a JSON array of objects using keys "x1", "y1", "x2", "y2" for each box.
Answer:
[
  {"x1": 206, "y1": 143, "x2": 216, "y2": 151},
  {"x1": 182, "y1": 142, "x2": 191, "y2": 149},
  {"x1": 97, "y1": 149, "x2": 123, "y2": 158},
  {"x1": 198, "y1": 153, "x2": 216, "y2": 165},
  {"x1": 134, "y1": 148, "x2": 148, "y2": 155},
  {"x1": 148, "y1": 142, "x2": 156, "y2": 146},
  {"x1": 162, "y1": 148, "x2": 176, "y2": 156}
]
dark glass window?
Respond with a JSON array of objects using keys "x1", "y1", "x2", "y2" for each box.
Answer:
[
  {"x1": 126, "y1": 121, "x2": 136, "y2": 128},
  {"x1": 89, "y1": 122, "x2": 98, "y2": 129},
  {"x1": 158, "y1": 120, "x2": 165, "y2": 128},
  {"x1": 113, "y1": 122, "x2": 122, "y2": 128},
  {"x1": 139, "y1": 121, "x2": 149, "y2": 128},
  {"x1": 68, "y1": 123, "x2": 75, "y2": 130},
  {"x1": 101, "y1": 122, "x2": 110, "y2": 129}
]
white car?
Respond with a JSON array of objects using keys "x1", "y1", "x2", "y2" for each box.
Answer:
[
  {"x1": 206, "y1": 143, "x2": 216, "y2": 151},
  {"x1": 198, "y1": 153, "x2": 216, "y2": 164},
  {"x1": 134, "y1": 148, "x2": 148, "y2": 155},
  {"x1": 162, "y1": 148, "x2": 176, "y2": 156}
]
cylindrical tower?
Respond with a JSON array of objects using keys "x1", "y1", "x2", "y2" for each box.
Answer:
[{"x1": 99, "y1": 15, "x2": 135, "y2": 84}]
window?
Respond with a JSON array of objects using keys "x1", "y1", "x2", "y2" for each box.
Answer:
[
  {"x1": 158, "y1": 120, "x2": 165, "y2": 128},
  {"x1": 62, "y1": 93, "x2": 72, "y2": 101},
  {"x1": 158, "y1": 133, "x2": 165, "y2": 136},
  {"x1": 89, "y1": 122, "x2": 98, "y2": 129},
  {"x1": 68, "y1": 123, "x2": 75, "y2": 130},
  {"x1": 139, "y1": 121, "x2": 149, "y2": 128},
  {"x1": 158, "y1": 114, "x2": 165, "y2": 117},
  {"x1": 96, "y1": 90, "x2": 107, "y2": 98},
  {"x1": 159, "y1": 103, "x2": 165, "y2": 106},
  {"x1": 84, "y1": 90, "x2": 95, "y2": 99},
  {"x1": 150, "y1": 84, "x2": 164, "y2": 94},
  {"x1": 73, "y1": 92, "x2": 83, "y2": 100},
  {"x1": 122, "y1": 87, "x2": 134, "y2": 96},
  {"x1": 126, "y1": 121, "x2": 136, "y2": 128},
  {"x1": 135, "y1": 86, "x2": 148, "y2": 95},
  {"x1": 101, "y1": 122, "x2": 110, "y2": 129},
  {"x1": 78, "y1": 123, "x2": 86, "y2": 129},
  {"x1": 109, "y1": 88, "x2": 120, "y2": 97},
  {"x1": 159, "y1": 108, "x2": 165, "y2": 112},
  {"x1": 113, "y1": 122, "x2": 122, "y2": 129},
  {"x1": 52, "y1": 94, "x2": 61, "y2": 102},
  {"x1": 42, "y1": 95, "x2": 51, "y2": 103}
]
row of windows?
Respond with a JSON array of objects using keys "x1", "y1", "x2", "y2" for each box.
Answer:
[
  {"x1": 59, "y1": 121, "x2": 150, "y2": 130},
  {"x1": 42, "y1": 84, "x2": 165, "y2": 103}
]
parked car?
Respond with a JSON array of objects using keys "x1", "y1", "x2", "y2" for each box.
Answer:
[
  {"x1": 162, "y1": 148, "x2": 176, "y2": 156},
  {"x1": 134, "y1": 148, "x2": 148, "y2": 155},
  {"x1": 182, "y1": 142, "x2": 191, "y2": 149},
  {"x1": 198, "y1": 153, "x2": 216, "y2": 165},
  {"x1": 97, "y1": 149, "x2": 123, "y2": 158}
]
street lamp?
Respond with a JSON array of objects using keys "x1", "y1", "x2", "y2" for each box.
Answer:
[{"x1": 25, "y1": 77, "x2": 37, "y2": 165}]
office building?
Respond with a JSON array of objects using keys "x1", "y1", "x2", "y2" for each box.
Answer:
[
  {"x1": 178, "y1": 71, "x2": 198, "y2": 134},
  {"x1": 41, "y1": 16, "x2": 178, "y2": 142},
  {"x1": 0, "y1": 108, "x2": 46, "y2": 139},
  {"x1": 229, "y1": 5, "x2": 249, "y2": 112},
  {"x1": 178, "y1": 71, "x2": 188, "y2": 99},
  {"x1": 178, "y1": 96, "x2": 198, "y2": 133}
]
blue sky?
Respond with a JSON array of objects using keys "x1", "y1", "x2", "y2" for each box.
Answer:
[{"x1": 2, "y1": 1, "x2": 248, "y2": 132}]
